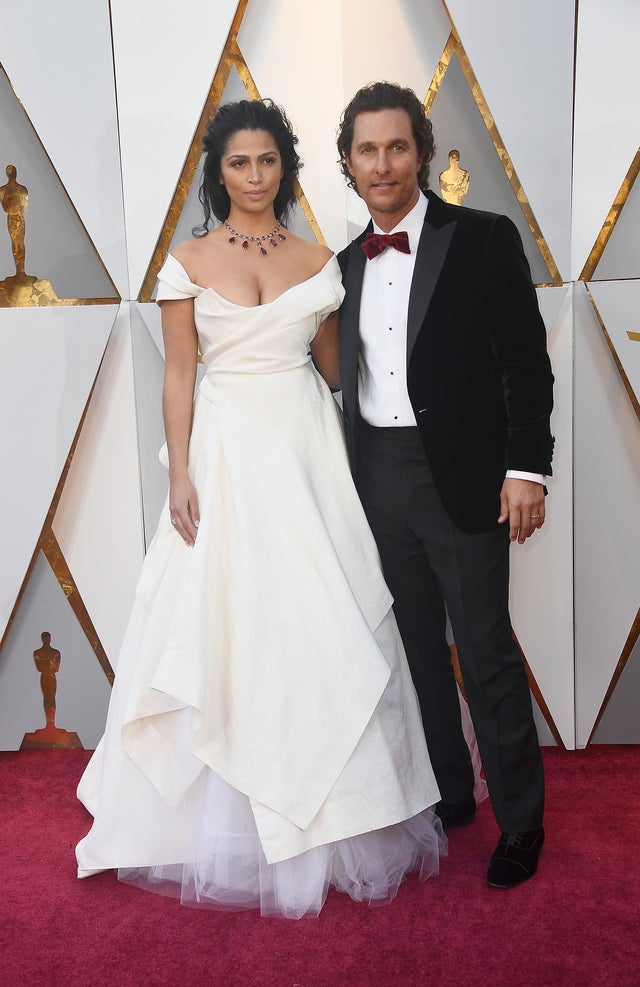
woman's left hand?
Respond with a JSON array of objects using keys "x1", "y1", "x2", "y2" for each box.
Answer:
[{"x1": 169, "y1": 473, "x2": 200, "y2": 546}]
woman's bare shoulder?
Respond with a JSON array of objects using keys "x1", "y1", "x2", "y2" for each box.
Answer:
[
  {"x1": 170, "y1": 232, "x2": 226, "y2": 280},
  {"x1": 284, "y1": 233, "x2": 333, "y2": 267},
  {"x1": 171, "y1": 235, "x2": 212, "y2": 264}
]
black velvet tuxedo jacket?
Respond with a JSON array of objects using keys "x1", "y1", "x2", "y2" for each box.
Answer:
[{"x1": 337, "y1": 190, "x2": 555, "y2": 535}]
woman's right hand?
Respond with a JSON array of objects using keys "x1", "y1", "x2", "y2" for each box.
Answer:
[{"x1": 169, "y1": 472, "x2": 200, "y2": 546}]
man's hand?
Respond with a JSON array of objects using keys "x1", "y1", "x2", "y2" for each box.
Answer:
[{"x1": 498, "y1": 478, "x2": 545, "y2": 544}]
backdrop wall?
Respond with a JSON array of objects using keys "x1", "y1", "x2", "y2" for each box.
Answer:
[{"x1": 0, "y1": 0, "x2": 638, "y2": 750}]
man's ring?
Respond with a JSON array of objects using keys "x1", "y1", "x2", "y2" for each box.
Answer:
[
  {"x1": 171, "y1": 517, "x2": 177, "y2": 526},
  {"x1": 531, "y1": 514, "x2": 540, "y2": 520}
]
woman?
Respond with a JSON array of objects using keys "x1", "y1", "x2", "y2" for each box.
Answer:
[{"x1": 76, "y1": 99, "x2": 446, "y2": 919}]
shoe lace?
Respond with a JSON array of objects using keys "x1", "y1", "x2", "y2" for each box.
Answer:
[
  {"x1": 503, "y1": 831, "x2": 538, "y2": 849},
  {"x1": 504, "y1": 832, "x2": 527, "y2": 848}
]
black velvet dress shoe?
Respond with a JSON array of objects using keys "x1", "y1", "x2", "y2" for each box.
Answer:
[
  {"x1": 434, "y1": 798, "x2": 476, "y2": 829},
  {"x1": 486, "y1": 827, "x2": 545, "y2": 888}
]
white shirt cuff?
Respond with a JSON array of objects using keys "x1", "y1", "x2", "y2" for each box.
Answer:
[{"x1": 505, "y1": 469, "x2": 546, "y2": 485}]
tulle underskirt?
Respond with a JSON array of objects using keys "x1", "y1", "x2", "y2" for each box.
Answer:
[{"x1": 117, "y1": 767, "x2": 446, "y2": 920}]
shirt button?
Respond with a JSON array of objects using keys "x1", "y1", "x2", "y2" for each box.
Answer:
[{"x1": 393, "y1": 415, "x2": 398, "y2": 420}]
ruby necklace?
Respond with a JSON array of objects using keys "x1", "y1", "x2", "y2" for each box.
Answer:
[{"x1": 223, "y1": 221, "x2": 286, "y2": 256}]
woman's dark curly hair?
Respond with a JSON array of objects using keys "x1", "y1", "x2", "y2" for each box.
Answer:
[
  {"x1": 336, "y1": 82, "x2": 435, "y2": 194},
  {"x1": 194, "y1": 99, "x2": 301, "y2": 235}
]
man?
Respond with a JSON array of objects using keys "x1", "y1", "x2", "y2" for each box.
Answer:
[{"x1": 335, "y1": 82, "x2": 554, "y2": 888}]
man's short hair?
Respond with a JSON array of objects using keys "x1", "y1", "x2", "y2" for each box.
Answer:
[{"x1": 336, "y1": 81, "x2": 436, "y2": 193}]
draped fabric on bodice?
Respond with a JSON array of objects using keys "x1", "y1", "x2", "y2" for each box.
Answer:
[{"x1": 75, "y1": 254, "x2": 444, "y2": 917}]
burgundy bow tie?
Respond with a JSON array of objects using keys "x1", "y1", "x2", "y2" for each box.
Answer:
[{"x1": 361, "y1": 230, "x2": 411, "y2": 260}]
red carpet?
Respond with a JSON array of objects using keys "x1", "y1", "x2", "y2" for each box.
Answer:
[{"x1": 1, "y1": 747, "x2": 638, "y2": 986}]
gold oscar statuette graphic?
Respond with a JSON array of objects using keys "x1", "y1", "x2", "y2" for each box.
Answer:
[
  {"x1": 439, "y1": 150, "x2": 470, "y2": 206},
  {"x1": 0, "y1": 164, "x2": 62, "y2": 307},
  {"x1": 20, "y1": 632, "x2": 83, "y2": 750}
]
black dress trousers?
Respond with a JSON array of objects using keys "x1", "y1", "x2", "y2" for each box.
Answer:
[{"x1": 356, "y1": 421, "x2": 544, "y2": 833}]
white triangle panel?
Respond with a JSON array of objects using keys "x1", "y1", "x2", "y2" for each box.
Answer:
[
  {"x1": 110, "y1": 0, "x2": 239, "y2": 296},
  {"x1": 0, "y1": 305, "x2": 116, "y2": 643},
  {"x1": 138, "y1": 301, "x2": 165, "y2": 358},
  {"x1": 52, "y1": 304, "x2": 145, "y2": 667},
  {"x1": 339, "y1": 0, "x2": 451, "y2": 105},
  {"x1": 446, "y1": 0, "x2": 574, "y2": 281},
  {"x1": 239, "y1": 0, "x2": 348, "y2": 250},
  {"x1": 1, "y1": 0, "x2": 128, "y2": 298},
  {"x1": 588, "y1": 280, "x2": 640, "y2": 407},
  {"x1": 572, "y1": 0, "x2": 640, "y2": 279},
  {"x1": 510, "y1": 286, "x2": 574, "y2": 746},
  {"x1": 574, "y1": 282, "x2": 640, "y2": 745},
  {"x1": 130, "y1": 304, "x2": 168, "y2": 548},
  {"x1": 338, "y1": 0, "x2": 451, "y2": 247},
  {"x1": 537, "y1": 285, "x2": 569, "y2": 335}
]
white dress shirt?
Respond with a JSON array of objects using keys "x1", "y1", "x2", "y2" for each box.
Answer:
[
  {"x1": 357, "y1": 192, "x2": 544, "y2": 485},
  {"x1": 358, "y1": 194, "x2": 426, "y2": 427}
]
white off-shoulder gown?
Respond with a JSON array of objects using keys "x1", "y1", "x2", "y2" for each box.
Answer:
[{"x1": 75, "y1": 254, "x2": 446, "y2": 918}]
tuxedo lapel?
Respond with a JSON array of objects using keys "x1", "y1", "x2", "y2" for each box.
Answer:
[
  {"x1": 339, "y1": 236, "x2": 367, "y2": 422},
  {"x1": 407, "y1": 210, "x2": 457, "y2": 364}
]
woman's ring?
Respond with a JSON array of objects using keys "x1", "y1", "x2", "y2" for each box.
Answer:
[{"x1": 171, "y1": 517, "x2": 177, "y2": 526}]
